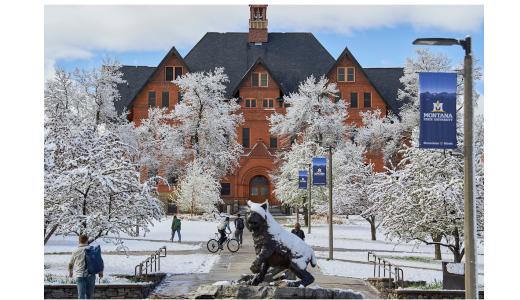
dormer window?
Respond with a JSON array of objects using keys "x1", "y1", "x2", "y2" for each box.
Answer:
[
  {"x1": 165, "y1": 66, "x2": 183, "y2": 81},
  {"x1": 252, "y1": 72, "x2": 268, "y2": 87},
  {"x1": 337, "y1": 67, "x2": 355, "y2": 82}
]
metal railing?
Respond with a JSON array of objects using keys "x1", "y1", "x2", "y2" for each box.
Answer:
[
  {"x1": 367, "y1": 251, "x2": 405, "y2": 288},
  {"x1": 134, "y1": 246, "x2": 167, "y2": 277}
]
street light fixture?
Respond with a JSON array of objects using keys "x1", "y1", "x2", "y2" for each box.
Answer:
[{"x1": 412, "y1": 36, "x2": 477, "y2": 299}]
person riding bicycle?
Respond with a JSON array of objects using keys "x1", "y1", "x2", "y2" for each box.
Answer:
[{"x1": 217, "y1": 216, "x2": 231, "y2": 249}]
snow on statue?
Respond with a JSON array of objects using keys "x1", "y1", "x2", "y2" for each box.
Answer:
[{"x1": 246, "y1": 201, "x2": 317, "y2": 287}]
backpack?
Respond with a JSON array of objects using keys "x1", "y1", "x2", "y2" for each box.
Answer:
[
  {"x1": 85, "y1": 245, "x2": 104, "y2": 275},
  {"x1": 236, "y1": 218, "x2": 244, "y2": 230},
  {"x1": 217, "y1": 221, "x2": 226, "y2": 231}
]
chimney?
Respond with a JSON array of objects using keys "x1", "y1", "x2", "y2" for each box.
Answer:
[{"x1": 248, "y1": 4, "x2": 268, "y2": 44}]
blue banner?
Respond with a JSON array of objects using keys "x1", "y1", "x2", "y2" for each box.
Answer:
[
  {"x1": 312, "y1": 157, "x2": 327, "y2": 186},
  {"x1": 298, "y1": 170, "x2": 308, "y2": 189},
  {"x1": 419, "y1": 72, "x2": 457, "y2": 149}
]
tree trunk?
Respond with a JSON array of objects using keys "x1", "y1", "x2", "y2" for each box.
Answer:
[
  {"x1": 370, "y1": 221, "x2": 377, "y2": 241},
  {"x1": 44, "y1": 224, "x2": 59, "y2": 245},
  {"x1": 303, "y1": 206, "x2": 309, "y2": 227},
  {"x1": 432, "y1": 234, "x2": 443, "y2": 260},
  {"x1": 365, "y1": 216, "x2": 377, "y2": 241}
]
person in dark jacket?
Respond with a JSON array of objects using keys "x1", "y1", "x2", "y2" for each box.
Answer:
[
  {"x1": 291, "y1": 222, "x2": 305, "y2": 240},
  {"x1": 171, "y1": 215, "x2": 181, "y2": 242},
  {"x1": 234, "y1": 214, "x2": 245, "y2": 245}
]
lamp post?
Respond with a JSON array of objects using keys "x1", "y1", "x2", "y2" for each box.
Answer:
[
  {"x1": 307, "y1": 162, "x2": 312, "y2": 234},
  {"x1": 327, "y1": 145, "x2": 333, "y2": 260},
  {"x1": 413, "y1": 36, "x2": 477, "y2": 299}
]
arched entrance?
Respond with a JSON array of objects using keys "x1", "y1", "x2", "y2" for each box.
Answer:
[{"x1": 249, "y1": 175, "x2": 269, "y2": 203}]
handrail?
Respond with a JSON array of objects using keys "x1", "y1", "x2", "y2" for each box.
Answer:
[
  {"x1": 134, "y1": 246, "x2": 167, "y2": 278},
  {"x1": 367, "y1": 251, "x2": 405, "y2": 288}
]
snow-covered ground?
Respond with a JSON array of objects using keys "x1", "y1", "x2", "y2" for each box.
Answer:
[
  {"x1": 303, "y1": 216, "x2": 484, "y2": 286},
  {"x1": 45, "y1": 253, "x2": 219, "y2": 284},
  {"x1": 45, "y1": 216, "x2": 220, "y2": 253},
  {"x1": 44, "y1": 217, "x2": 222, "y2": 284}
]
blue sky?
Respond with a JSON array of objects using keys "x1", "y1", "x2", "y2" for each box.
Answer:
[{"x1": 46, "y1": 5, "x2": 484, "y2": 96}]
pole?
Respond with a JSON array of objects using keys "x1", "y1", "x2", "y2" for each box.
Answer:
[
  {"x1": 462, "y1": 36, "x2": 478, "y2": 299},
  {"x1": 307, "y1": 163, "x2": 312, "y2": 234},
  {"x1": 328, "y1": 146, "x2": 333, "y2": 260}
]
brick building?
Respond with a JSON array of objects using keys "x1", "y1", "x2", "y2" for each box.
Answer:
[{"x1": 116, "y1": 5, "x2": 405, "y2": 207}]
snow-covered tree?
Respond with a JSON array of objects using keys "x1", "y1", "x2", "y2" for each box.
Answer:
[
  {"x1": 118, "y1": 107, "x2": 184, "y2": 183},
  {"x1": 44, "y1": 64, "x2": 165, "y2": 245},
  {"x1": 355, "y1": 110, "x2": 403, "y2": 165},
  {"x1": 73, "y1": 58, "x2": 126, "y2": 126},
  {"x1": 332, "y1": 141, "x2": 386, "y2": 240},
  {"x1": 271, "y1": 141, "x2": 327, "y2": 212},
  {"x1": 45, "y1": 123, "x2": 163, "y2": 244},
  {"x1": 173, "y1": 67, "x2": 243, "y2": 178},
  {"x1": 269, "y1": 75, "x2": 348, "y2": 148},
  {"x1": 174, "y1": 160, "x2": 222, "y2": 215}
]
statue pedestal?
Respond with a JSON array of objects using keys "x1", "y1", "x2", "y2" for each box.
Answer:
[{"x1": 189, "y1": 282, "x2": 364, "y2": 299}]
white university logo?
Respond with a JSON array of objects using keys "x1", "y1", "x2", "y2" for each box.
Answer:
[{"x1": 432, "y1": 100, "x2": 445, "y2": 113}]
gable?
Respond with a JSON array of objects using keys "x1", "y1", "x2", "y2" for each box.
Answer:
[
  {"x1": 328, "y1": 47, "x2": 401, "y2": 116},
  {"x1": 184, "y1": 32, "x2": 336, "y2": 98}
]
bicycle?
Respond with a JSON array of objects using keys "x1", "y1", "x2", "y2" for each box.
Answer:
[{"x1": 207, "y1": 232, "x2": 240, "y2": 253}]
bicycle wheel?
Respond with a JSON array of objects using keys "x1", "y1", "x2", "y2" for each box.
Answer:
[
  {"x1": 227, "y1": 238, "x2": 240, "y2": 253},
  {"x1": 207, "y1": 239, "x2": 220, "y2": 253}
]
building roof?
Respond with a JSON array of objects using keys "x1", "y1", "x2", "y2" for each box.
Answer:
[
  {"x1": 116, "y1": 33, "x2": 406, "y2": 116},
  {"x1": 184, "y1": 32, "x2": 336, "y2": 97},
  {"x1": 116, "y1": 65, "x2": 155, "y2": 114},
  {"x1": 364, "y1": 67, "x2": 406, "y2": 116}
]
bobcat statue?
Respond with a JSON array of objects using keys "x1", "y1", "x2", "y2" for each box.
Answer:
[{"x1": 246, "y1": 201, "x2": 317, "y2": 287}]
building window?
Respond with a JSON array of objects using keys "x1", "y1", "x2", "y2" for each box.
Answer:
[
  {"x1": 263, "y1": 98, "x2": 274, "y2": 108},
  {"x1": 174, "y1": 67, "x2": 183, "y2": 79},
  {"x1": 245, "y1": 99, "x2": 256, "y2": 108},
  {"x1": 260, "y1": 73, "x2": 268, "y2": 87},
  {"x1": 347, "y1": 67, "x2": 355, "y2": 82},
  {"x1": 162, "y1": 91, "x2": 169, "y2": 108},
  {"x1": 337, "y1": 68, "x2": 345, "y2": 82},
  {"x1": 364, "y1": 92, "x2": 372, "y2": 108},
  {"x1": 242, "y1": 128, "x2": 250, "y2": 148},
  {"x1": 270, "y1": 136, "x2": 277, "y2": 148},
  {"x1": 350, "y1": 92, "x2": 358, "y2": 108},
  {"x1": 148, "y1": 91, "x2": 156, "y2": 107},
  {"x1": 252, "y1": 72, "x2": 268, "y2": 87},
  {"x1": 165, "y1": 67, "x2": 174, "y2": 81},
  {"x1": 221, "y1": 183, "x2": 231, "y2": 196}
]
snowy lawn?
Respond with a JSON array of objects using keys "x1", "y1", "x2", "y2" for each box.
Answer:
[
  {"x1": 45, "y1": 217, "x2": 220, "y2": 253},
  {"x1": 306, "y1": 216, "x2": 484, "y2": 286},
  {"x1": 44, "y1": 253, "x2": 219, "y2": 284}
]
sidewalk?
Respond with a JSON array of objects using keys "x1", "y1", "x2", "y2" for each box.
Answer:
[{"x1": 150, "y1": 219, "x2": 381, "y2": 299}]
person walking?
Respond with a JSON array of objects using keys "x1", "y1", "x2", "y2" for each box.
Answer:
[
  {"x1": 291, "y1": 223, "x2": 305, "y2": 240},
  {"x1": 234, "y1": 214, "x2": 245, "y2": 245},
  {"x1": 171, "y1": 215, "x2": 181, "y2": 242},
  {"x1": 217, "y1": 216, "x2": 231, "y2": 249},
  {"x1": 68, "y1": 235, "x2": 103, "y2": 299}
]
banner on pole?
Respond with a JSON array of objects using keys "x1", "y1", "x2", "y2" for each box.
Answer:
[
  {"x1": 419, "y1": 72, "x2": 458, "y2": 149},
  {"x1": 312, "y1": 157, "x2": 327, "y2": 186},
  {"x1": 298, "y1": 170, "x2": 308, "y2": 189}
]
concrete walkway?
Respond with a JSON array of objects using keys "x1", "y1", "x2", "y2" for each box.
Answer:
[{"x1": 149, "y1": 221, "x2": 380, "y2": 299}]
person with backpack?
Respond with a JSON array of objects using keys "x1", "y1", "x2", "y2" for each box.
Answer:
[
  {"x1": 234, "y1": 214, "x2": 245, "y2": 245},
  {"x1": 171, "y1": 215, "x2": 181, "y2": 243},
  {"x1": 68, "y1": 235, "x2": 104, "y2": 299},
  {"x1": 217, "y1": 216, "x2": 231, "y2": 249}
]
